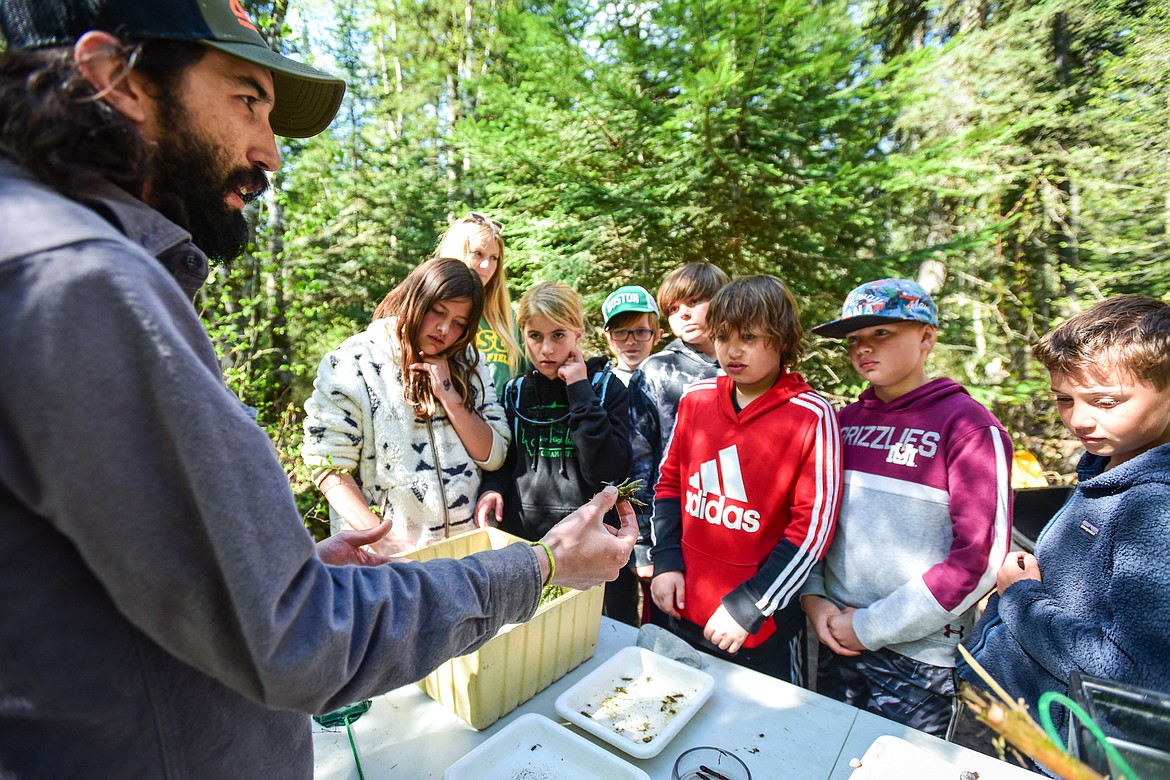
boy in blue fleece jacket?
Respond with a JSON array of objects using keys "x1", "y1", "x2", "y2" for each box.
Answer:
[{"x1": 961, "y1": 294, "x2": 1170, "y2": 751}]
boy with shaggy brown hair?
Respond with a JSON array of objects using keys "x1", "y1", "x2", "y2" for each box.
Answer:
[{"x1": 652, "y1": 275, "x2": 841, "y2": 681}]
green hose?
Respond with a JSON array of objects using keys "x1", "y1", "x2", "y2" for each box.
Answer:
[
  {"x1": 314, "y1": 700, "x2": 372, "y2": 780},
  {"x1": 344, "y1": 714, "x2": 366, "y2": 780},
  {"x1": 1038, "y1": 690, "x2": 1140, "y2": 780}
]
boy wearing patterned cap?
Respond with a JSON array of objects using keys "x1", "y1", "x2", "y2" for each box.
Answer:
[{"x1": 800, "y1": 278, "x2": 1013, "y2": 737}]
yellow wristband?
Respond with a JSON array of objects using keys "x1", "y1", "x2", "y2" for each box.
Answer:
[{"x1": 530, "y1": 540, "x2": 555, "y2": 587}]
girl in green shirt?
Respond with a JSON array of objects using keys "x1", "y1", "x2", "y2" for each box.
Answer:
[{"x1": 436, "y1": 212, "x2": 525, "y2": 396}]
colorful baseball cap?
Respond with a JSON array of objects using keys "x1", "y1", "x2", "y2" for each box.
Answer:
[
  {"x1": 812, "y1": 278, "x2": 938, "y2": 338},
  {"x1": 602, "y1": 285, "x2": 659, "y2": 328},
  {"x1": 0, "y1": 0, "x2": 345, "y2": 138}
]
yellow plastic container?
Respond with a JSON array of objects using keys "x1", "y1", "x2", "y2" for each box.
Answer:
[{"x1": 399, "y1": 527, "x2": 604, "y2": 730}]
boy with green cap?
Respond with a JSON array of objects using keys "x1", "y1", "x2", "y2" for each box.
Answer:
[
  {"x1": 603, "y1": 284, "x2": 664, "y2": 382},
  {"x1": 602, "y1": 285, "x2": 664, "y2": 622}
]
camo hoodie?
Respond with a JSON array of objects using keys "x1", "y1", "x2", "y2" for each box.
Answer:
[{"x1": 634, "y1": 338, "x2": 722, "y2": 454}]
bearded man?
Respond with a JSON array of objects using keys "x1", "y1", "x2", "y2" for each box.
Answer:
[{"x1": 0, "y1": 1, "x2": 636, "y2": 776}]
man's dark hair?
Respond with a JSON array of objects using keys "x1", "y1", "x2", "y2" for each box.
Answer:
[{"x1": 0, "y1": 40, "x2": 203, "y2": 199}]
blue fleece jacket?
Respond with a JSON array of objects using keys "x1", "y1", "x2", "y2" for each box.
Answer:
[{"x1": 960, "y1": 442, "x2": 1170, "y2": 739}]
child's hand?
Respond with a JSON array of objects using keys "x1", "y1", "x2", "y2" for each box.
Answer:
[
  {"x1": 704, "y1": 605, "x2": 750, "y2": 654},
  {"x1": 826, "y1": 607, "x2": 865, "y2": 655},
  {"x1": 634, "y1": 563, "x2": 654, "y2": 580},
  {"x1": 475, "y1": 491, "x2": 504, "y2": 527},
  {"x1": 557, "y1": 347, "x2": 588, "y2": 385},
  {"x1": 650, "y1": 571, "x2": 685, "y2": 618},
  {"x1": 996, "y1": 551, "x2": 1042, "y2": 596},
  {"x1": 410, "y1": 355, "x2": 460, "y2": 406},
  {"x1": 801, "y1": 594, "x2": 856, "y2": 656}
]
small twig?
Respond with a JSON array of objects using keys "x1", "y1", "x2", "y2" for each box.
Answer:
[{"x1": 699, "y1": 765, "x2": 734, "y2": 780}]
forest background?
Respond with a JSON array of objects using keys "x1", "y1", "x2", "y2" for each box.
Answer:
[{"x1": 73, "y1": 0, "x2": 1170, "y2": 536}]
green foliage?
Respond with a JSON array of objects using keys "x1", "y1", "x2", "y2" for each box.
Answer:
[
  {"x1": 196, "y1": 0, "x2": 1170, "y2": 515},
  {"x1": 857, "y1": 0, "x2": 1170, "y2": 467},
  {"x1": 462, "y1": 0, "x2": 896, "y2": 321}
]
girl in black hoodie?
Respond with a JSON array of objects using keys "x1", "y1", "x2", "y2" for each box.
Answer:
[{"x1": 476, "y1": 281, "x2": 633, "y2": 543}]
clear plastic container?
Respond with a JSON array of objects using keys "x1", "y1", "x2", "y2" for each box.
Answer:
[{"x1": 671, "y1": 746, "x2": 752, "y2": 780}]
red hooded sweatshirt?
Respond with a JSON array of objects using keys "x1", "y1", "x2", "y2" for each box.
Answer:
[{"x1": 653, "y1": 371, "x2": 842, "y2": 647}]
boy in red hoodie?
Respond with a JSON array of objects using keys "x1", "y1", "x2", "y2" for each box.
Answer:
[{"x1": 651, "y1": 276, "x2": 842, "y2": 682}]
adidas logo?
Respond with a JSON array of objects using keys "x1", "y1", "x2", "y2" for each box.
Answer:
[{"x1": 684, "y1": 444, "x2": 761, "y2": 533}]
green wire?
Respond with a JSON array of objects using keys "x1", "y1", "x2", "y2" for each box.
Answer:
[
  {"x1": 343, "y1": 712, "x2": 366, "y2": 780},
  {"x1": 1038, "y1": 690, "x2": 1141, "y2": 780}
]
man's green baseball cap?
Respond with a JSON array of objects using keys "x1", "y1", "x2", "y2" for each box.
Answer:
[{"x1": 0, "y1": 0, "x2": 345, "y2": 138}]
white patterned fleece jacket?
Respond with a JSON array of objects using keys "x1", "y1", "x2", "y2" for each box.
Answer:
[{"x1": 302, "y1": 318, "x2": 509, "y2": 547}]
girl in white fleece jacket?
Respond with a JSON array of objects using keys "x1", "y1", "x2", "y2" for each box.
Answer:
[{"x1": 303, "y1": 258, "x2": 510, "y2": 553}]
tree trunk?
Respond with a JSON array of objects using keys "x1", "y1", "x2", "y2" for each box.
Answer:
[{"x1": 1052, "y1": 11, "x2": 1078, "y2": 298}]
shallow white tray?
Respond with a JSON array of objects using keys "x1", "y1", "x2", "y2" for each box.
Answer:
[
  {"x1": 555, "y1": 645, "x2": 716, "y2": 759},
  {"x1": 443, "y1": 712, "x2": 650, "y2": 780},
  {"x1": 847, "y1": 735, "x2": 965, "y2": 780}
]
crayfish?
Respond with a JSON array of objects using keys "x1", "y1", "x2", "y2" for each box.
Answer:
[{"x1": 606, "y1": 477, "x2": 648, "y2": 507}]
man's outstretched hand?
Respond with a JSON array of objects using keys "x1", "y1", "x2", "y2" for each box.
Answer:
[
  {"x1": 538, "y1": 485, "x2": 638, "y2": 590},
  {"x1": 317, "y1": 517, "x2": 408, "y2": 567}
]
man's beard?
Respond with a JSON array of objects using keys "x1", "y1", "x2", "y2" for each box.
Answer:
[{"x1": 147, "y1": 93, "x2": 269, "y2": 263}]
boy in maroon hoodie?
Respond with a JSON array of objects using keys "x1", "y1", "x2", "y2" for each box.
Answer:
[
  {"x1": 801, "y1": 278, "x2": 1012, "y2": 737},
  {"x1": 651, "y1": 276, "x2": 842, "y2": 682}
]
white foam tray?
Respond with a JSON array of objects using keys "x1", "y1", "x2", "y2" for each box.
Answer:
[
  {"x1": 555, "y1": 645, "x2": 716, "y2": 759},
  {"x1": 847, "y1": 735, "x2": 965, "y2": 780},
  {"x1": 443, "y1": 712, "x2": 650, "y2": 780}
]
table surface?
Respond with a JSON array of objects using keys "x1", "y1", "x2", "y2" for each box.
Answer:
[{"x1": 313, "y1": 619, "x2": 1036, "y2": 780}]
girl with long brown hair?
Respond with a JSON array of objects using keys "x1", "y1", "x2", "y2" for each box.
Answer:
[{"x1": 303, "y1": 258, "x2": 510, "y2": 553}]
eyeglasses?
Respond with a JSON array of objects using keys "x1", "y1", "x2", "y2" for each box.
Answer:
[
  {"x1": 607, "y1": 328, "x2": 655, "y2": 343},
  {"x1": 463, "y1": 212, "x2": 504, "y2": 234}
]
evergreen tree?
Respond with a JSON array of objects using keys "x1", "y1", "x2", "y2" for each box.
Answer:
[{"x1": 461, "y1": 0, "x2": 896, "y2": 341}]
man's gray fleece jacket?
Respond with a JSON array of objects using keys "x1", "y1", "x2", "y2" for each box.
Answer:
[{"x1": 0, "y1": 159, "x2": 544, "y2": 778}]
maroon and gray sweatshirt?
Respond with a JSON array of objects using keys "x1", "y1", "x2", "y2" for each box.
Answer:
[{"x1": 802, "y1": 378, "x2": 1013, "y2": 667}]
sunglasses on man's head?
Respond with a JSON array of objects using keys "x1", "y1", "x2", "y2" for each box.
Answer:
[
  {"x1": 463, "y1": 212, "x2": 504, "y2": 234},
  {"x1": 606, "y1": 328, "x2": 656, "y2": 343}
]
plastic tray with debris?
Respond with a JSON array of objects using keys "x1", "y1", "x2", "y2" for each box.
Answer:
[
  {"x1": 442, "y1": 712, "x2": 649, "y2": 780},
  {"x1": 847, "y1": 736, "x2": 988, "y2": 780}
]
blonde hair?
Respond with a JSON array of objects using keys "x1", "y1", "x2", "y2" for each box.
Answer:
[
  {"x1": 371, "y1": 258, "x2": 485, "y2": 417},
  {"x1": 518, "y1": 281, "x2": 585, "y2": 332},
  {"x1": 435, "y1": 214, "x2": 521, "y2": 374}
]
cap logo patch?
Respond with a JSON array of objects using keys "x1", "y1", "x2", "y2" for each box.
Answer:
[{"x1": 229, "y1": 0, "x2": 259, "y2": 32}]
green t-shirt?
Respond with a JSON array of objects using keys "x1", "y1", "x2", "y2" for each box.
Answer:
[{"x1": 476, "y1": 316, "x2": 523, "y2": 398}]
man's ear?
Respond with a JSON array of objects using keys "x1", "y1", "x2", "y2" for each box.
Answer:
[{"x1": 74, "y1": 31, "x2": 151, "y2": 127}]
